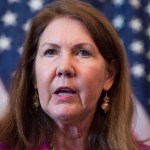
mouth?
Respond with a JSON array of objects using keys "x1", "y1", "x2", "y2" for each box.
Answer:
[{"x1": 54, "y1": 87, "x2": 77, "y2": 96}]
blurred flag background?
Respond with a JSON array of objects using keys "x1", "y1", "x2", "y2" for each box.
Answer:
[{"x1": 0, "y1": 0, "x2": 150, "y2": 145}]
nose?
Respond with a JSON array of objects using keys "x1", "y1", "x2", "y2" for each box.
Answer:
[{"x1": 56, "y1": 54, "x2": 75, "y2": 78}]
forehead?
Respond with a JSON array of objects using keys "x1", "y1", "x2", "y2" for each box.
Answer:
[
  {"x1": 42, "y1": 16, "x2": 90, "y2": 36},
  {"x1": 39, "y1": 17, "x2": 95, "y2": 46}
]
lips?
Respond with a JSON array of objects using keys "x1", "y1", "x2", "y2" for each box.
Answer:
[{"x1": 54, "y1": 87, "x2": 76, "y2": 96}]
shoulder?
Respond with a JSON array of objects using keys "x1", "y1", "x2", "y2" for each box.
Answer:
[{"x1": 139, "y1": 144, "x2": 150, "y2": 150}]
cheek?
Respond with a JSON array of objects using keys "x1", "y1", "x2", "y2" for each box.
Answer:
[
  {"x1": 81, "y1": 74, "x2": 104, "y2": 97},
  {"x1": 35, "y1": 62, "x2": 54, "y2": 104},
  {"x1": 36, "y1": 66, "x2": 49, "y2": 89},
  {"x1": 35, "y1": 58, "x2": 55, "y2": 87},
  {"x1": 78, "y1": 65, "x2": 107, "y2": 104},
  {"x1": 82, "y1": 63, "x2": 107, "y2": 89}
]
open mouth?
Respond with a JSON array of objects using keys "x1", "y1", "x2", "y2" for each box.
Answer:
[{"x1": 54, "y1": 87, "x2": 76, "y2": 96}]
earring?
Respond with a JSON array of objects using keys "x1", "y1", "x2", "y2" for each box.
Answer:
[
  {"x1": 32, "y1": 90, "x2": 39, "y2": 111},
  {"x1": 101, "y1": 93, "x2": 110, "y2": 113}
]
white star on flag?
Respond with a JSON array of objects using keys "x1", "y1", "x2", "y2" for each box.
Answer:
[
  {"x1": 129, "y1": 18, "x2": 143, "y2": 32},
  {"x1": 112, "y1": 0, "x2": 124, "y2": 6},
  {"x1": 129, "y1": 0, "x2": 141, "y2": 9},
  {"x1": 17, "y1": 46, "x2": 23, "y2": 55},
  {"x1": 112, "y1": 15, "x2": 124, "y2": 29},
  {"x1": 0, "y1": 35, "x2": 12, "y2": 51},
  {"x1": 1, "y1": 11, "x2": 17, "y2": 26},
  {"x1": 28, "y1": 0, "x2": 44, "y2": 12},
  {"x1": 129, "y1": 40, "x2": 144, "y2": 54},
  {"x1": 145, "y1": 3, "x2": 150, "y2": 15},
  {"x1": 22, "y1": 19, "x2": 31, "y2": 31},
  {"x1": 131, "y1": 63, "x2": 145, "y2": 78}
]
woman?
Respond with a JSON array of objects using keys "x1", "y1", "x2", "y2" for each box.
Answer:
[{"x1": 0, "y1": 0, "x2": 148, "y2": 150}]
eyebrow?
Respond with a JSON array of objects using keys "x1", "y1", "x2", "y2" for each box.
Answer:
[
  {"x1": 41, "y1": 43, "x2": 61, "y2": 49},
  {"x1": 41, "y1": 42, "x2": 96, "y2": 50}
]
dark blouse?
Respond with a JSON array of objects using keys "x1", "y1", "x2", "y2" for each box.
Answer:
[{"x1": 139, "y1": 144, "x2": 150, "y2": 150}]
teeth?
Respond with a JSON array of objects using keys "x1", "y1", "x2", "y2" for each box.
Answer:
[
  {"x1": 58, "y1": 92, "x2": 73, "y2": 96},
  {"x1": 55, "y1": 88, "x2": 76, "y2": 95}
]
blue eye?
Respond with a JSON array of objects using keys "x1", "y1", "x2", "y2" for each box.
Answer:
[
  {"x1": 78, "y1": 49, "x2": 90, "y2": 57},
  {"x1": 44, "y1": 49, "x2": 58, "y2": 56}
]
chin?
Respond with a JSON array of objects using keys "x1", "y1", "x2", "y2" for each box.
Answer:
[{"x1": 51, "y1": 111, "x2": 82, "y2": 123}]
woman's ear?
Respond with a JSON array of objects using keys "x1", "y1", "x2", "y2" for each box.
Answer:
[{"x1": 103, "y1": 59, "x2": 118, "y2": 91}]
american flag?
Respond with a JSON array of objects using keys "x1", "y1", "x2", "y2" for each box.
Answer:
[{"x1": 0, "y1": 0, "x2": 150, "y2": 145}]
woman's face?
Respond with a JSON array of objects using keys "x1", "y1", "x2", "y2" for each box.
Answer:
[{"x1": 35, "y1": 17, "x2": 115, "y2": 123}]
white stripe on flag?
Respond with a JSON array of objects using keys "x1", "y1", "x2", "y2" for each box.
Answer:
[
  {"x1": 133, "y1": 100, "x2": 150, "y2": 145},
  {"x1": 0, "y1": 78, "x2": 8, "y2": 119}
]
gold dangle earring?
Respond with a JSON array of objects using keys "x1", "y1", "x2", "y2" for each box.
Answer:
[
  {"x1": 32, "y1": 90, "x2": 39, "y2": 111},
  {"x1": 101, "y1": 93, "x2": 110, "y2": 113}
]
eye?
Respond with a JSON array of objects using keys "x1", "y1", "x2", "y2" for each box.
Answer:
[
  {"x1": 44, "y1": 49, "x2": 58, "y2": 56},
  {"x1": 78, "y1": 49, "x2": 91, "y2": 57}
]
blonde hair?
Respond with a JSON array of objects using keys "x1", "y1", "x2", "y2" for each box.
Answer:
[{"x1": 0, "y1": 0, "x2": 138, "y2": 149}]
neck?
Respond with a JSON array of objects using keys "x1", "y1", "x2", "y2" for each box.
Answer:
[
  {"x1": 51, "y1": 124, "x2": 89, "y2": 150},
  {"x1": 51, "y1": 113, "x2": 95, "y2": 150},
  {"x1": 51, "y1": 108, "x2": 94, "y2": 150}
]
